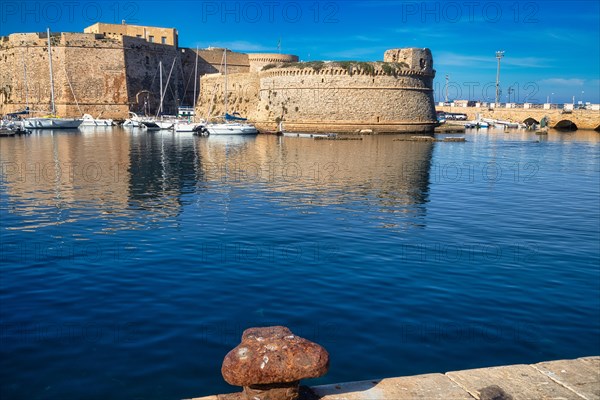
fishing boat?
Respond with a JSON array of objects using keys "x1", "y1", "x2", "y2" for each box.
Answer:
[
  {"x1": 23, "y1": 28, "x2": 82, "y2": 129},
  {"x1": 204, "y1": 50, "x2": 258, "y2": 135}
]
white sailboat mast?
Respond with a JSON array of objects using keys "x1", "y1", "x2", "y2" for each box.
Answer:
[
  {"x1": 159, "y1": 61, "x2": 163, "y2": 115},
  {"x1": 193, "y1": 46, "x2": 198, "y2": 119}
]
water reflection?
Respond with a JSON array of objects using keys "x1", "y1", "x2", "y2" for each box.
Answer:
[
  {"x1": 1, "y1": 128, "x2": 438, "y2": 232},
  {"x1": 0, "y1": 130, "x2": 130, "y2": 231}
]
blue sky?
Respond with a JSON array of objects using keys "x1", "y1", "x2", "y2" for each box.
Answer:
[{"x1": 1, "y1": 0, "x2": 598, "y2": 104}]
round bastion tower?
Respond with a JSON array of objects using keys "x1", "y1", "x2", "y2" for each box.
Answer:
[
  {"x1": 248, "y1": 53, "x2": 299, "y2": 72},
  {"x1": 198, "y1": 48, "x2": 438, "y2": 134},
  {"x1": 254, "y1": 48, "x2": 437, "y2": 133}
]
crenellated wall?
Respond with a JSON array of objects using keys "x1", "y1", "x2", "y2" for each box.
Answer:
[
  {"x1": 197, "y1": 49, "x2": 438, "y2": 134},
  {"x1": 248, "y1": 53, "x2": 299, "y2": 72},
  {"x1": 1, "y1": 33, "x2": 436, "y2": 132}
]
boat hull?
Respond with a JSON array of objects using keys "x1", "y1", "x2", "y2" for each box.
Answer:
[
  {"x1": 155, "y1": 121, "x2": 174, "y2": 130},
  {"x1": 174, "y1": 122, "x2": 205, "y2": 132},
  {"x1": 23, "y1": 118, "x2": 82, "y2": 129},
  {"x1": 141, "y1": 121, "x2": 160, "y2": 131},
  {"x1": 205, "y1": 123, "x2": 258, "y2": 135},
  {"x1": 80, "y1": 120, "x2": 113, "y2": 127}
]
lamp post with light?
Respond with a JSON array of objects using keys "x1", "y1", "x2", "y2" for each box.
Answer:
[{"x1": 495, "y1": 51, "x2": 504, "y2": 107}]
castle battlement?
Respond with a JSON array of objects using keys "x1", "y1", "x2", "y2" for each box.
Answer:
[
  {"x1": 248, "y1": 53, "x2": 299, "y2": 72},
  {"x1": 1, "y1": 32, "x2": 123, "y2": 50},
  {"x1": 1, "y1": 24, "x2": 436, "y2": 134},
  {"x1": 259, "y1": 63, "x2": 435, "y2": 78},
  {"x1": 198, "y1": 48, "x2": 438, "y2": 134}
]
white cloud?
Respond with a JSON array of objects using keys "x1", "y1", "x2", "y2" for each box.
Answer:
[
  {"x1": 539, "y1": 78, "x2": 585, "y2": 86},
  {"x1": 436, "y1": 52, "x2": 552, "y2": 69},
  {"x1": 323, "y1": 47, "x2": 381, "y2": 60},
  {"x1": 435, "y1": 52, "x2": 494, "y2": 68},
  {"x1": 195, "y1": 41, "x2": 273, "y2": 52}
]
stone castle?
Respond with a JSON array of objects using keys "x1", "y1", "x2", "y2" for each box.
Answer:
[{"x1": 0, "y1": 22, "x2": 437, "y2": 133}]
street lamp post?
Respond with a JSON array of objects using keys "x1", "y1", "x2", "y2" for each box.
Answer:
[{"x1": 495, "y1": 51, "x2": 504, "y2": 106}]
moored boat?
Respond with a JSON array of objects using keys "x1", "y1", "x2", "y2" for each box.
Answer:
[
  {"x1": 204, "y1": 50, "x2": 258, "y2": 136},
  {"x1": 25, "y1": 28, "x2": 82, "y2": 130},
  {"x1": 205, "y1": 121, "x2": 258, "y2": 135},
  {"x1": 80, "y1": 113, "x2": 114, "y2": 127}
]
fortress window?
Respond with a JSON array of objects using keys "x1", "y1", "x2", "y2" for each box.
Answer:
[
  {"x1": 161, "y1": 37, "x2": 167, "y2": 44},
  {"x1": 136, "y1": 34, "x2": 142, "y2": 38},
  {"x1": 149, "y1": 35, "x2": 154, "y2": 43}
]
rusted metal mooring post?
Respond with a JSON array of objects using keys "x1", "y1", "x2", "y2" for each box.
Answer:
[{"x1": 221, "y1": 326, "x2": 329, "y2": 400}]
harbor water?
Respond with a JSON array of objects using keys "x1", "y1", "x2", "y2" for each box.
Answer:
[{"x1": 1, "y1": 128, "x2": 599, "y2": 399}]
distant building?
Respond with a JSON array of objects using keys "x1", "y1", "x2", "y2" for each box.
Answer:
[
  {"x1": 84, "y1": 22, "x2": 178, "y2": 47},
  {"x1": 453, "y1": 100, "x2": 476, "y2": 107}
]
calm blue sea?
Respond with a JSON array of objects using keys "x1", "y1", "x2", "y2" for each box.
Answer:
[{"x1": 1, "y1": 128, "x2": 599, "y2": 399}]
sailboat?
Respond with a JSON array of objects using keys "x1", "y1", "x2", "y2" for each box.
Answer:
[
  {"x1": 175, "y1": 47, "x2": 206, "y2": 133},
  {"x1": 204, "y1": 49, "x2": 258, "y2": 135},
  {"x1": 23, "y1": 28, "x2": 82, "y2": 129},
  {"x1": 153, "y1": 59, "x2": 177, "y2": 130}
]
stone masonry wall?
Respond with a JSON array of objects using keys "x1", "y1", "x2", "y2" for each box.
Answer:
[
  {"x1": 0, "y1": 32, "x2": 129, "y2": 118},
  {"x1": 122, "y1": 36, "x2": 182, "y2": 116},
  {"x1": 197, "y1": 56, "x2": 437, "y2": 133},
  {"x1": 256, "y1": 65, "x2": 436, "y2": 133},
  {"x1": 1, "y1": 37, "x2": 437, "y2": 131},
  {"x1": 179, "y1": 48, "x2": 251, "y2": 108},
  {"x1": 0, "y1": 33, "x2": 252, "y2": 119},
  {"x1": 248, "y1": 53, "x2": 298, "y2": 73},
  {"x1": 197, "y1": 72, "x2": 259, "y2": 121}
]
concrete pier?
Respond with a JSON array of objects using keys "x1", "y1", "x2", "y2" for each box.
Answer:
[{"x1": 189, "y1": 356, "x2": 599, "y2": 400}]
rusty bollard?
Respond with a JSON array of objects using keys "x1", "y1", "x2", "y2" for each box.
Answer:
[{"x1": 221, "y1": 326, "x2": 329, "y2": 400}]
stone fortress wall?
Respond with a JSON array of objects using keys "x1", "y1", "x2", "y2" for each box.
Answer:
[
  {"x1": 0, "y1": 24, "x2": 437, "y2": 133},
  {"x1": 84, "y1": 22, "x2": 178, "y2": 47},
  {"x1": 198, "y1": 48, "x2": 437, "y2": 133},
  {"x1": 0, "y1": 32, "x2": 252, "y2": 118},
  {"x1": 248, "y1": 53, "x2": 299, "y2": 72},
  {"x1": 0, "y1": 32, "x2": 130, "y2": 118}
]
